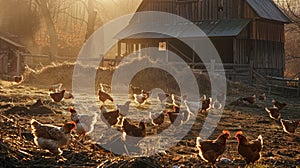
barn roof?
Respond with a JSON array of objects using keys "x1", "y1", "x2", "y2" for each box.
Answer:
[
  {"x1": 116, "y1": 19, "x2": 250, "y2": 39},
  {"x1": 0, "y1": 36, "x2": 25, "y2": 49},
  {"x1": 246, "y1": 0, "x2": 290, "y2": 23}
]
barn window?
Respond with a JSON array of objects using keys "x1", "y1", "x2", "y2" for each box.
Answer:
[{"x1": 159, "y1": 42, "x2": 167, "y2": 51}]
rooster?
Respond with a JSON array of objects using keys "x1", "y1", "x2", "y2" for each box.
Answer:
[
  {"x1": 30, "y1": 119, "x2": 76, "y2": 155},
  {"x1": 116, "y1": 101, "x2": 131, "y2": 116},
  {"x1": 272, "y1": 99, "x2": 287, "y2": 110},
  {"x1": 69, "y1": 107, "x2": 98, "y2": 141},
  {"x1": 265, "y1": 107, "x2": 281, "y2": 120},
  {"x1": 50, "y1": 89, "x2": 65, "y2": 102},
  {"x1": 100, "y1": 106, "x2": 121, "y2": 127},
  {"x1": 196, "y1": 130, "x2": 230, "y2": 167},
  {"x1": 98, "y1": 89, "x2": 114, "y2": 103},
  {"x1": 280, "y1": 119, "x2": 300, "y2": 134},
  {"x1": 149, "y1": 111, "x2": 165, "y2": 126},
  {"x1": 236, "y1": 131, "x2": 263, "y2": 166}
]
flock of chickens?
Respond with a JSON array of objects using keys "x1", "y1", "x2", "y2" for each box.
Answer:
[{"x1": 29, "y1": 83, "x2": 299, "y2": 167}]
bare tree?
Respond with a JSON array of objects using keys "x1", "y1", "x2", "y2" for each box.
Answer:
[
  {"x1": 35, "y1": 0, "x2": 58, "y2": 60},
  {"x1": 85, "y1": 0, "x2": 97, "y2": 40}
]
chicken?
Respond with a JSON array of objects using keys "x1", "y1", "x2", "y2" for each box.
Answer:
[
  {"x1": 258, "y1": 93, "x2": 266, "y2": 101},
  {"x1": 30, "y1": 119, "x2": 76, "y2": 155},
  {"x1": 98, "y1": 89, "x2": 114, "y2": 103},
  {"x1": 50, "y1": 89, "x2": 65, "y2": 102},
  {"x1": 242, "y1": 95, "x2": 256, "y2": 104},
  {"x1": 142, "y1": 90, "x2": 151, "y2": 98},
  {"x1": 121, "y1": 118, "x2": 146, "y2": 138},
  {"x1": 157, "y1": 93, "x2": 170, "y2": 103},
  {"x1": 121, "y1": 118, "x2": 146, "y2": 147},
  {"x1": 130, "y1": 84, "x2": 142, "y2": 94},
  {"x1": 171, "y1": 94, "x2": 186, "y2": 107},
  {"x1": 133, "y1": 93, "x2": 148, "y2": 105},
  {"x1": 166, "y1": 106, "x2": 192, "y2": 126},
  {"x1": 100, "y1": 106, "x2": 120, "y2": 127},
  {"x1": 183, "y1": 99, "x2": 201, "y2": 113},
  {"x1": 116, "y1": 101, "x2": 131, "y2": 116},
  {"x1": 280, "y1": 119, "x2": 300, "y2": 134},
  {"x1": 265, "y1": 107, "x2": 281, "y2": 120},
  {"x1": 99, "y1": 83, "x2": 111, "y2": 93},
  {"x1": 49, "y1": 83, "x2": 62, "y2": 92},
  {"x1": 196, "y1": 130, "x2": 230, "y2": 166},
  {"x1": 200, "y1": 95, "x2": 212, "y2": 113},
  {"x1": 149, "y1": 111, "x2": 164, "y2": 126},
  {"x1": 236, "y1": 131, "x2": 263, "y2": 166},
  {"x1": 272, "y1": 99, "x2": 287, "y2": 110},
  {"x1": 69, "y1": 107, "x2": 97, "y2": 140}
]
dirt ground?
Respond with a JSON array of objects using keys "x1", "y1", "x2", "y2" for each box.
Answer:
[{"x1": 0, "y1": 64, "x2": 299, "y2": 168}]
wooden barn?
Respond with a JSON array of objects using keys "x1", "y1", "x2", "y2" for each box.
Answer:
[
  {"x1": 0, "y1": 35, "x2": 26, "y2": 81},
  {"x1": 116, "y1": 0, "x2": 290, "y2": 78}
]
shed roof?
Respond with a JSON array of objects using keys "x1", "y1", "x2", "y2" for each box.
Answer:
[
  {"x1": 0, "y1": 36, "x2": 25, "y2": 48},
  {"x1": 246, "y1": 0, "x2": 291, "y2": 23},
  {"x1": 116, "y1": 19, "x2": 250, "y2": 39}
]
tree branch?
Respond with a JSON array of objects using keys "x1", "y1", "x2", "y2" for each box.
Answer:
[{"x1": 59, "y1": 11, "x2": 88, "y2": 24}]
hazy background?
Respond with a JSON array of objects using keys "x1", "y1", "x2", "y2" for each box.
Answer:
[{"x1": 0, "y1": 0, "x2": 299, "y2": 77}]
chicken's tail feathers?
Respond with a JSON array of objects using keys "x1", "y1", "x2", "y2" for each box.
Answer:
[
  {"x1": 148, "y1": 112, "x2": 153, "y2": 119},
  {"x1": 257, "y1": 135, "x2": 263, "y2": 145},
  {"x1": 196, "y1": 137, "x2": 202, "y2": 147},
  {"x1": 264, "y1": 107, "x2": 270, "y2": 113},
  {"x1": 30, "y1": 119, "x2": 41, "y2": 130}
]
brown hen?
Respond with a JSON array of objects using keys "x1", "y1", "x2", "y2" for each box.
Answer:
[
  {"x1": 196, "y1": 130, "x2": 230, "y2": 167},
  {"x1": 236, "y1": 131, "x2": 263, "y2": 166},
  {"x1": 98, "y1": 89, "x2": 114, "y2": 103},
  {"x1": 280, "y1": 119, "x2": 300, "y2": 134},
  {"x1": 50, "y1": 89, "x2": 65, "y2": 102}
]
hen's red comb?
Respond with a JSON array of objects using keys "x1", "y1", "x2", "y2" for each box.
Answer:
[
  {"x1": 235, "y1": 131, "x2": 243, "y2": 137},
  {"x1": 222, "y1": 130, "x2": 231, "y2": 136},
  {"x1": 69, "y1": 121, "x2": 76, "y2": 125},
  {"x1": 69, "y1": 107, "x2": 75, "y2": 112}
]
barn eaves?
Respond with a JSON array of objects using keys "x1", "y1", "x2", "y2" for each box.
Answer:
[{"x1": 115, "y1": 19, "x2": 250, "y2": 39}]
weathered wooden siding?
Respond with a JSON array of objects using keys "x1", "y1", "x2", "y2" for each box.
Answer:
[
  {"x1": 137, "y1": 0, "x2": 258, "y2": 21},
  {"x1": 250, "y1": 40, "x2": 284, "y2": 76},
  {"x1": 250, "y1": 20, "x2": 284, "y2": 42}
]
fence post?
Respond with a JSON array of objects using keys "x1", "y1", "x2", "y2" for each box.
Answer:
[{"x1": 249, "y1": 60, "x2": 254, "y2": 85}]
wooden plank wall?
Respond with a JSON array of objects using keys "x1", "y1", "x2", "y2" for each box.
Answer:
[{"x1": 138, "y1": 0, "x2": 257, "y2": 21}]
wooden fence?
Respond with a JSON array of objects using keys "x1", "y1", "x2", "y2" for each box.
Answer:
[
  {"x1": 189, "y1": 60, "x2": 253, "y2": 84},
  {"x1": 265, "y1": 75, "x2": 300, "y2": 97}
]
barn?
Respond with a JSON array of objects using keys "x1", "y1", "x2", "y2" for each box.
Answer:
[
  {"x1": 0, "y1": 35, "x2": 26, "y2": 81},
  {"x1": 116, "y1": 0, "x2": 290, "y2": 79}
]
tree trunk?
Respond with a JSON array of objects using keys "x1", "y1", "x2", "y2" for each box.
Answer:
[
  {"x1": 38, "y1": 0, "x2": 58, "y2": 61},
  {"x1": 85, "y1": 0, "x2": 97, "y2": 41}
]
